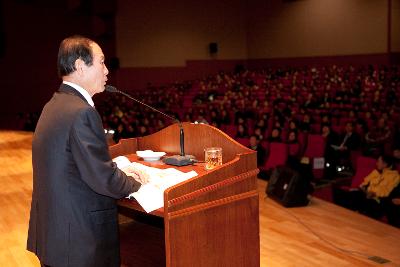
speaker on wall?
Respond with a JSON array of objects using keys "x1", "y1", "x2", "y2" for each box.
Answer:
[
  {"x1": 266, "y1": 165, "x2": 312, "y2": 207},
  {"x1": 209, "y1": 42, "x2": 218, "y2": 55}
]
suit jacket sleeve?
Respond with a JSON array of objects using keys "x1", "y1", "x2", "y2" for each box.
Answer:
[{"x1": 69, "y1": 107, "x2": 141, "y2": 198}]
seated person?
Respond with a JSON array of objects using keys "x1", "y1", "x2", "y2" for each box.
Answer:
[
  {"x1": 288, "y1": 120, "x2": 298, "y2": 132},
  {"x1": 364, "y1": 118, "x2": 391, "y2": 157},
  {"x1": 220, "y1": 110, "x2": 231, "y2": 125},
  {"x1": 337, "y1": 122, "x2": 360, "y2": 153},
  {"x1": 286, "y1": 130, "x2": 301, "y2": 168},
  {"x1": 253, "y1": 127, "x2": 265, "y2": 141},
  {"x1": 235, "y1": 124, "x2": 249, "y2": 139},
  {"x1": 286, "y1": 130, "x2": 300, "y2": 157},
  {"x1": 299, "y1": 114, "x2": 312, "y2": 132},
  {"x1": 268, "y1": 128, "x2": 282, "y2": 143},
  {"x1": 248, "y1": 135, "x2": 266, "y2": 167},
  {"x1": 352, "y1": 155, "x2": 400, "y2": 219},
  {"x1": 255, "y1": 119, "x2": 267, "y2": 133},
  {"x1": 332, "y1": 122, "x2": 361, "y2": 170},
  {"x1": 322, "y1": 124, "x2": 339, "y2": 179}
]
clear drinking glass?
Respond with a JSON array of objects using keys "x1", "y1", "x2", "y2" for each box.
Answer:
[{"x1": 204, "y1": 147, "x2": 222, "y2": 170}]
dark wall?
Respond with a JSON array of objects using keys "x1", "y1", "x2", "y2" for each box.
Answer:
[{"x1": 0, "y1": 0, "x2": 116, "y2": 129}]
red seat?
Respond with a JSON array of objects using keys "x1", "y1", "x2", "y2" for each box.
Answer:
[
  {"x1": 304, "y1": 134, "x2": 325, "y2": 158},
  {"x1": 288, "y1": 143, "x2": 300, "y2": 157},
  {"x1": 347, "y1": 156, "x2": 376, "y2": 189},
  {"x1": 297, "y1": 132, "x2": 308, "y2": 156},
  {"x1": 236, "y1": 137, "x2": 250, "y2": 147},
  {"x1": 263, "y1": 142, "x2": 288, "y2": 170},
  {"x1": 331, "y1": 125, "x2": 343, "y2": 134},
  {"x1": 310, "y1": 123, "x2": 321, "y2": 134},
  {"x1": 260, "y1": 140, "x2": 270, "y2": 151},
  {"x1": 331, "y1": 155, "x2": 376, "y2": 207},
  {"x1": 304, "y1": 134, "x2": 325, "y2": 179},
  {"x1": 222, "y1": 125, "x2": 237, "y2": 138}
]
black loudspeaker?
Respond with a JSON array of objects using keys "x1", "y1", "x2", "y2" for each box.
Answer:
[
  {"x1": 266, "y1": 166, "x2": 311, "y2": 207},
  {"x1": 209, "y1": 42, "x2": 218, "y2": 54}
]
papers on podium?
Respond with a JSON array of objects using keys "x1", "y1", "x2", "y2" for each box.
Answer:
[{"x1": 113, "y1": 156, "x2": 198, "y2": 213}]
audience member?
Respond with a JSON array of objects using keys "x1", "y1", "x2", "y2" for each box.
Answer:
[
  {"x1": 268, "y1": 128, "x2": 282, "y2": 143},
  {"x1": 332, "y1": 122, "x2": 361, "y2": 169},
  {"x1": 253, "y1": 127, "x2": 265, "y2": 141},
  {"x1": 299, "y1": 114, "x2": 312, "y2": 132},
  {"x1": 353, "y1": 155, "x2": 400, "y2": 219},
  {"x1": 322, "y1": 124, "x2": 339, "y2": 178},
  {"x1": 249, "y1": 135, "x2": 266, "y2": 167},
  {"x1": 365, "y1": 118, "x2": 391, "y2": 157},
  {"x1": 235, "y1": 124, "x2": 249, "y2": 139},
  {"x1": 286, "y1": 130, "x2": 301, "y2": 167},
  {"x1": 23, "y1": 64, "x2": 400, "y2": 194}
]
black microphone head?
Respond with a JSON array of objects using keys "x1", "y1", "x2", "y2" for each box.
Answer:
[{"x1": 105, "y1": 85, "x2": 118, "y2": 93}]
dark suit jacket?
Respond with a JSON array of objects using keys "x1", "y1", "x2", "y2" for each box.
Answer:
[
  {"x1": 27, "y1": 83, "x2": 141, "y2": 267},
  {"x1": 339, "y1": 132, "x2": 360, "y2": 151}
]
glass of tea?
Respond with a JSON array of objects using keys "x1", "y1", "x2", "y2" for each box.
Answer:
[{"x1": 204, "y1": 147, "x2": 222, "y2": 170}]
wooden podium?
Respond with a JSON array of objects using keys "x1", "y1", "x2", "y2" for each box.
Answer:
[{"x1": 109, "y1": 123, "x2": 260, "y2": 267}]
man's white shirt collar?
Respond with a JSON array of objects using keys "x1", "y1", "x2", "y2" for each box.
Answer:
[{"x1": 62, "y1": 81, "x2": 95, "y2": 107}]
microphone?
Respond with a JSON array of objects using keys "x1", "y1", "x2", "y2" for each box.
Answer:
[{"x1": 105, "y1": 85, "x2": 194, "y2": 166}]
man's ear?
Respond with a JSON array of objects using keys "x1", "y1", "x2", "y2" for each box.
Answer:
[{"x1": 74, "y1": 58, "x2": 85, "y2": 76}]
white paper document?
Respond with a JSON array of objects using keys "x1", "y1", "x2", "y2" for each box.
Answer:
[{"x1": 113, "y1": 156, "x2": 198, "y2": 213}]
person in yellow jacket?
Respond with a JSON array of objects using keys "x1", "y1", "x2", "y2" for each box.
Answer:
[
  {"x1": 360, "y1": 156, "x2": 400, "y2": 200},
  {"x1": 356, "y1": 155, "x2": 400, "y2": 219}
]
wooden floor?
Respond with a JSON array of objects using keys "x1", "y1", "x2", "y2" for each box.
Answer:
[{"x1": 1, "y1": 130, "x2": 399, "y2": 267}]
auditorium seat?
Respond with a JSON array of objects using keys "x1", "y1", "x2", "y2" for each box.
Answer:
[
  {"x1": 222, "y1": 125, "x2": 237, "y2": 138},
  {"x1": 332, "y1": 156, "x2": 376, "y2": 207},
  {"x1": 304, "y1": 134, "x2": 326, "y2": 179},
  {"x1": 304, "y1": 134, "x2": 325, "y2": 158},
  {"x1": 236, "y1": 137, "x2": 250, "y2": 147},
  {"x1": 262, "y1": 142, "x2": 288, "y2": 171},
  {"x1": 341, "y1": 156, "x2": 376, "y2": 190},
  {"x1": 288, "y1": 143, "x2": 300, "y2": 158}
]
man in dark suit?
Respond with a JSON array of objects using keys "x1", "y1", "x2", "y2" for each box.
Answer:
[
  {"x1": 325, "y1": 122, "x2": 360, "y2": 178},
  {"x1": 338, "y1": 122, "x2": 361, "y2": 153},
  {"x1": 27, "y1": 36, "x2": 147, "y2": 267}
]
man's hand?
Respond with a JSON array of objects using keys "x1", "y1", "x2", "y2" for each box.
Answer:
[{"x1": 123, "y1": 166, "x2": 150, "y2": 184}]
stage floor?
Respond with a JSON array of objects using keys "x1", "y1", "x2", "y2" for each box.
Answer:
[{"x1": 1, "y1": 131, "x2": 399, "y2": 267}]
